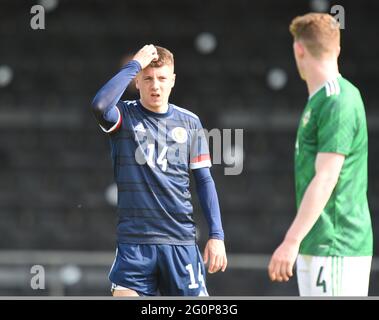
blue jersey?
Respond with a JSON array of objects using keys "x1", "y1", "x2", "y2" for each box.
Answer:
[{"x1": 106, "y1": 100, "x2": 211, "y2": 245}]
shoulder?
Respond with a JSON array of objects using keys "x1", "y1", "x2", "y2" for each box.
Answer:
[
  {"x1": 316, "y1": 79, "x2": 364, "y2": 125},
  {"x1": 324, "y1": 78, "x2": 342, "y2": 98},
  {"x1": 339, "y1": 77, "x2": 362, "y2": 102},
  {"x1": 170, "y1": 103, "x2": 200, "y2": 121},
  {"x1": 324, "y1": 77, "x2": 361, "y2": 102},
  {"x1": 317, "y1": 78, "x2": 361, "y2": 111},
  {"x1": 116, "y1": 100, "x2": 138, "y2": 116},
  {"x1": 118, "y1": 100, "x2": 138, "y2": 109}
]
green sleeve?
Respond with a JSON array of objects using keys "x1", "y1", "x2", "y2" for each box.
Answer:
[{"x1": 317, "y1": 98, "x2": 356, "y2": 155}]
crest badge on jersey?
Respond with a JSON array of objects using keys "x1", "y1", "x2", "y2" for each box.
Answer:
[
  {"x1": 171, "y1": 127, "x2": 188, "y2": 143},
  {"x1": 302, "y1": 109, "x2": 311, "y2": 127}
]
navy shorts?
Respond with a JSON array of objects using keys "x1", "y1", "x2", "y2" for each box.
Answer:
[{"x1": 109, "y1": 243, "x2": 208, "y2": 296}]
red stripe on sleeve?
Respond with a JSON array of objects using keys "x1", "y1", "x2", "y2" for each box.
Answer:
[{"x1": 190, "y1": 154, "x2": 211, "y2": 164}]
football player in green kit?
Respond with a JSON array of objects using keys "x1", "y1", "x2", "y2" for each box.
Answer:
[{"x1": 268, "y1": 13, "x2": 373, "y2": 296}]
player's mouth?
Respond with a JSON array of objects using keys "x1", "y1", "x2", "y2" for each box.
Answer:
[{"x1": 151, "y1": 93, "x2": 160, "y2": 99}]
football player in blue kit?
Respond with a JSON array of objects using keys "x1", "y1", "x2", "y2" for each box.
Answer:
[{"x1": 92, "y1": 44, "x2": 227, "y2": 296}]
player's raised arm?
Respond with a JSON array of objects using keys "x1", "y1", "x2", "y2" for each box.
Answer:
[
  {"x1": 193, "y1": 167, "x2": 227, "y2": 274},
  {"x1": 91, "y1": 44, "x2": 158, "y2": 132}
]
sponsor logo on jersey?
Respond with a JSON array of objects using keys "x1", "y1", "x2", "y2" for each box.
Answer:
[{"x1": 171, "y1": 127, "x2": 188, "y2": 143}]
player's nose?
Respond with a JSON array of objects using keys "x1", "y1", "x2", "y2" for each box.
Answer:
[{"x1": 151, "y1": 80, "x2": 159, "y2": 90}]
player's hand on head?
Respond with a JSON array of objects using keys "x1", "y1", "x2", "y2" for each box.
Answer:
[
  {"x1": 268, "y1": 240, "x2": 299, "y2": 282},
  {"x1": 133, "y1": 44, "x2": 158, "y2": 69},
  {"x1": 203, "y1": 239, "x2": 227, "y2": 274}
]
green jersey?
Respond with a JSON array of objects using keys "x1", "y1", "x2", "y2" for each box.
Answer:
[{"x1": 295, "y1": 76, "x2": 373, "y2": 256}]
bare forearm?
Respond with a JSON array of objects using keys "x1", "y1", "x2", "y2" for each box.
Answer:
[
  {"x1": 268, "y1": 153, "x2": 344, "y2": 282},
  {"x1": 285, "y1": 174, "x2": 337, "y2": 244}
]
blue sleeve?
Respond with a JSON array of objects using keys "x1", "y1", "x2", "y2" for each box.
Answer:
[
  {"x1": 91, "y1": 60, "x2": 141, "y2": 130},
  {"x1": 193, "y1": 167, "x2": 224, "y2": 240},
  {"x1": 190, "y1": 118, "x2": 212, "y2": 170}
]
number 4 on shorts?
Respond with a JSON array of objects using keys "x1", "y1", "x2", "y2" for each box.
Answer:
[{"x1": 316, "y1": 266, "x2": 327, "y2": 293}]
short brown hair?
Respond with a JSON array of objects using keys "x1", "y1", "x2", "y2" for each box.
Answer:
[
  {"x1": 289, "y1": 13, "x2": 340, "y2": 58},
  {"x1": 149, "y1": 46, "x2": 174, "y2": 68}
]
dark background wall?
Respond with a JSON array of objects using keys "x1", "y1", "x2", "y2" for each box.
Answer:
[{"x1": 0, "y1": 0, "x2": 378, "y2": 296}]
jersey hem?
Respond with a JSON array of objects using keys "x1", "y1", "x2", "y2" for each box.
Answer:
[
  {"x1": 299, "y1": 250, "x2": 373, "y2": 257},
  {"x1": 117, "y1": 237, "x2": 196, "y2": 245}
]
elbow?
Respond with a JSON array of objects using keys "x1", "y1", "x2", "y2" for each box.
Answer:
[{"x1": 91, "y1": 95, "x2": 107, "y2": 119}]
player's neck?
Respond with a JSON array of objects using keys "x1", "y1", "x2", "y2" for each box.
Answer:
[
  {"x1": 304, "y1": 59, "x2": 340, "y2": 97},
  {"x1": 140, "y1": 100, "x2": 169, "y2": 114}
]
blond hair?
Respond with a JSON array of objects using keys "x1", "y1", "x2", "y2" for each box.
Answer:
[
  {"x1": 149, "y1": 46, "x2": 174, "y2": 68},
  {"x1": 289, "y1": 13, "x2": 340, "y2": 58}
]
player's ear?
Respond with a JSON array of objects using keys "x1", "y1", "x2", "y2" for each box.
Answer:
[
  {"x1": 293, "y1": 41, "x2": 305, "y2": 59},
  {"x1": 135, "y1": 76, "x2": 140, "y2": 90},
  {"x1": 171, "y1": 73, "x2": 176, "y2": 88}
]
